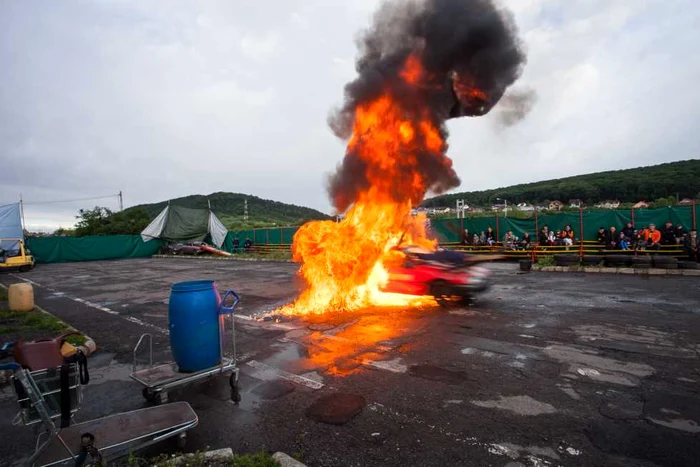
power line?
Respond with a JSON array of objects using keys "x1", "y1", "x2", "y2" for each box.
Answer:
[{"x1": 23, "y1": 194, "x2": 120, "y2": 206}]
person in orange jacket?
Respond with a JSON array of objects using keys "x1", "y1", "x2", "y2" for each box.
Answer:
[
  {"x1": 560, "y1": 225, "x2": 575, "y2": 246},
  {"x1": 641, "y1": 223, "x2": 661, "y2": 250}
]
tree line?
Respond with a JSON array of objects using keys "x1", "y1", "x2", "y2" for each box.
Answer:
[{"x1": 423, "y1": 160, "x2": 700, "y2": 208}]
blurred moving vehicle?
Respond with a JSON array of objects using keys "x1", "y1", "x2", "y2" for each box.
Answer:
[
  {"x1": 382, "y1": 246, "x2": 494, "y2": 307},
  {"x1": 0, "y1": 238, "x2": 35, "y2": 273}
]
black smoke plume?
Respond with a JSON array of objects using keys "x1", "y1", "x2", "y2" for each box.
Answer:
[{"x1": 328, "y1": 0, "x2": 527, "y2": 213}]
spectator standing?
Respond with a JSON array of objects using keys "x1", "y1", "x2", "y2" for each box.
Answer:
[
  {"x1": 641, "y1": 224, "x2": 661, "y2": 250},
  {"x1": 661, "y1": 221, "x2": 676, "y2": 245},
  {"x1": 675, "y1": 223, "x2": 687, "y2": 244},
  {"x1": 244, "y1": 237, "x2": 253, "y2": 252},
  {"x1": 232, "y1": 235, "x2": 240, "y2": 254}
]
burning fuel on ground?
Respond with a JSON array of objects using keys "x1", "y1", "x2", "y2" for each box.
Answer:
[{"x1": 281, "y1": 0, "x2": 527, "y2": 315}]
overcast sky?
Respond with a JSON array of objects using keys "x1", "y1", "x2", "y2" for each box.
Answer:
[{"x1": 2, "y1": 0, "x2": 699, "y2": 231}]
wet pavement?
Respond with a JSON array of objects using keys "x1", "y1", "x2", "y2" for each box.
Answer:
[{"x1": 2, "y1": 258, "x2": 700, "y2": 466}]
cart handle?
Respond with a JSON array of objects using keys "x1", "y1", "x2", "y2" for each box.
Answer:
[
  {"x1": 0, "y1": 362, "x2": 21, "y2": 372},
  {"x1": 219, "y1": 290, "x2": 240, "y2": 315}
]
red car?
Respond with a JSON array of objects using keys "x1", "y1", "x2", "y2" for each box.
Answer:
[{"x1": 382, "y1": 246, "x2": 493, "y2": 307}]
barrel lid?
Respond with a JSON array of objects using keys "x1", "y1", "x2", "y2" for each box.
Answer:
[{"x1": 171, "y1": 280, "x2": 215, "y2": 292}]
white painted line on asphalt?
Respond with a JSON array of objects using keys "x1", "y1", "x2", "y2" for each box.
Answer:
[
  {"x1": 246, "y1": 360, "x2": 324, "y2": 390},
  {"x1": 363, "y1": 358, "x2": 407, "y2": 373},
  {"x1": 124, "y1": 316, "x2": 170, "y2": 335},
  {"x1": 11, "y1": 275, "x2": 169, "y2": 334},
  {"x1": 234, "y1": 314, "x2": 301, "y2": 331}
]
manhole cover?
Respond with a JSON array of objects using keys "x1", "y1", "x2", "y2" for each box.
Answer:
[{"x1": 306, "y1": 393, "x2": 366, "y2": 425}]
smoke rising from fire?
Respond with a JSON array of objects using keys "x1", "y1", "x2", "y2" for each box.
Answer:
[{"x1": 328, "y1": 0, "x2": 527, "y2": 213}]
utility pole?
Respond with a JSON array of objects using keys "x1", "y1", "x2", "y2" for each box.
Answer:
[
  {"x1": 456, "y1": 199, "x2": 466, "y2": 219},
  {"x1": 207, "y1": 198, "x2": 211, "y2": 210},
  {"x1": 243, "y1": 199, "x2": 249, "y2": 222},
  {"x1": 118, "y1": 191, "x2": 123, "y2": 211}
]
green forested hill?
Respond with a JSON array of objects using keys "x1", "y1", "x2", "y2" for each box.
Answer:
[
  {"x1": 127, "y1": 192, "x2": 330, "y2": 230},
  {"x1": 423, "y1": 160, "x2": 700, "y2": 208}
]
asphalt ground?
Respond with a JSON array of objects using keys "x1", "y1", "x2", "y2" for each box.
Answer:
[{"x1": 1, "y1": 258, "x2": 700, "y2": 466}]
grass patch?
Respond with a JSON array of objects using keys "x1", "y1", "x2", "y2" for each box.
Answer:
[
  {"x1": 0, "y1": 305, "x2": 86, "y2": 343},
  {"x1": 139, "y1": 451, "x2": 280, "y2": 467},
  {"x1": 535, "y1": 255, "x2": 555, "y2": 267}
]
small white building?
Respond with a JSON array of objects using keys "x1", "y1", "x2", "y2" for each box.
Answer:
[{"x1": 595, "y1": 200, "x2": 621, "y2": 209}]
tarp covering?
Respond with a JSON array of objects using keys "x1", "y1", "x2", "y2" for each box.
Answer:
[
  {"x1": 140, "y1": 205, "x2": 227, "y2": 247},
  {"x1": 224, "y1": 205, "x2": 698, "y2": 248},
  {"x1": 28, "y1": 235, "x2": 163, "y2": 264},
  {"x1": 0, "y1": 203, "x2": 22, "y2": 238}
]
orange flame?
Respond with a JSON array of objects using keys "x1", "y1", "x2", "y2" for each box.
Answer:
[{"x1": 280, "y1": 55, "x2": 445, "y2": 316}]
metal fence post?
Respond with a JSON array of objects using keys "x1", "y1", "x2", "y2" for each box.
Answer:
[
  {"x1": 579, "y1": 206, "x2": 584, "y2": 257},
  {"x1": 631, "y1": 207, "x2": 635, "y2": 227},
  {"x1": 693, "y1": 201, "x2": 697, "y2": 230},
  {"x1": 495, "y1": 211, "x2": 499, "y2": 244}
]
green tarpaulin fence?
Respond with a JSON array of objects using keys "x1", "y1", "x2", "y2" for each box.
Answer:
[
  {"x1": 28, "y1": 235, "x2": 163, "y2": 264},
  {"x1": 227, "y1": 205, "x2": 697, "y2": 247},
  {"x1": 27, "y1": 205, "x2": 697, "y2": 262}
]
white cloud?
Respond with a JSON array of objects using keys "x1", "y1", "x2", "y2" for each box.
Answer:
[{"x1": 239, "y1": 32, "x2": 280, "y2": 62}]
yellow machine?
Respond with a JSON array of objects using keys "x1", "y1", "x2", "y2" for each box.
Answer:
[{"x1": 0, "y1": 238, "x2": 35, "y2": 272}]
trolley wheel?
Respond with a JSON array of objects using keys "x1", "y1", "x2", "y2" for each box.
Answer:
[
  {"x1": 176, "y1": 433, "x2": 187, "y2": 449},
  {"x1": 142, "y1": 388, "x2": 154, "y2": 402},
  {"x1": 230, "y1": 373, "x2": 241, "y2": 405}
]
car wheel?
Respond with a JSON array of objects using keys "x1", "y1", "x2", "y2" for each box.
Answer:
[
  {"x1": 431, "y1": 281, "x2": 457, "y2": 308},
  {"x1": 18, "y1": 265, "x2": 30, "y2": 273}
]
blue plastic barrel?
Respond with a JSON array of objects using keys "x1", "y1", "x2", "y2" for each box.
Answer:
[{"x1": 168, "y1": 280, "x2": 221, "y2": 372}]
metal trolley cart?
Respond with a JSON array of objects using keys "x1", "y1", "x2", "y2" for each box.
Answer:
[
  {"x1": 130, "y1": 290, "x2": 241, "y2": 405},
  {"x1": 2, "y1": 362, "x2": 198, "y2": 466}
]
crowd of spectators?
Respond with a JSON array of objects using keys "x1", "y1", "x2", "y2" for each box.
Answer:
[{"x1": 460, "y1": 221, "x2": 699, "y2": 261}]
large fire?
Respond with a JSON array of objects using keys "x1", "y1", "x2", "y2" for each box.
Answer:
[
  {"x1": 280, "y1": 56, "x2": 444, "y2": 316},
  {"x1": 279, "y1": 0, "x2": 527, "y2": 316}
]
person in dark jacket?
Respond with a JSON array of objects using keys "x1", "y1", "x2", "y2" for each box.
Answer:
[
  {"x1": 538, "y1": 225, "x2": 551, "y2": 245},
  {"x1": 244, "y1": 238, "x2": 253, "y2": 251},
  {"x1": 519, "y1": 232, "x2": 532, "y2": 249},
  {"x1": 675, "y1": 223, "x2": 687, "y2": 244},
  {"x1": 622, "y1": 222, "x2": 635, "y2": 240},
  {"x1": 485, "y1": 227, "x2": 495, "y2": 245},
  {"x1": 462, "y1": 229, "x2": 472, "y2": 245},
  {"x1": 596, "y1": 227, "x2": 609, "y2": 245},
  {"x1": 661, "y1": 221, "x2": 676, "y2": 245},
  {"x1": 232, "y1": 235, "x2": 240, "y2": 254}
]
